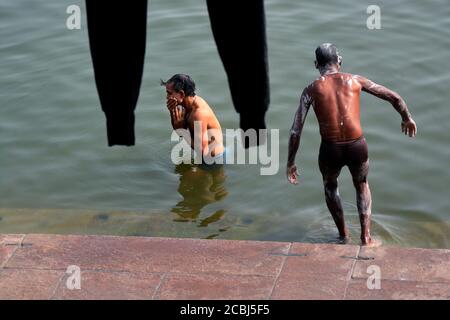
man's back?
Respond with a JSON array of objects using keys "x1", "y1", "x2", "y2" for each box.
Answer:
[
  {"x1": 186, "y1": 96, "x2": 224, "y2": 157},
  {"x1": 309, "y1": 72, "x2": 363, "y2": 142},
  {"x1": 187, "y1": 96, "x2": 222, "y2": 131}
]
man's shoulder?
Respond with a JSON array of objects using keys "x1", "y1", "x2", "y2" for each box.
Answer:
[
  {"x1": 302, "y1": 80, "x2": 319, "y2": 96},
  {"x1": 297, "y1": 83, "x2": 315, "y2": 105},
  {"x1": 346, "y1": 74, "x2": 369, "y2": 88},
  {"x1": 196, "y1": 95, "x2": 210, "y2": 106},
  {"x1": 306, "y1": 77, "x2": 326, "y2": 93},
  {"x1": 190, "y1": 105, "x2": 210, "y2": 120}
]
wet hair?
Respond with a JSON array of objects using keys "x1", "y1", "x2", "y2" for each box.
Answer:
[
  {"x1": 160, "y1": 74, "x2": 196, "y2": 96},
  {"x1": 315, "y1": 43, "x2": 342, "y2": 67}
]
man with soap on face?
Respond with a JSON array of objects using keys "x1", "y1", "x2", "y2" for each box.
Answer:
[{"x1": 162, "y1": 74, "x2": 225, "y2": 163}]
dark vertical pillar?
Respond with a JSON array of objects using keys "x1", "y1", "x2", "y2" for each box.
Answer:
[
  {"x1": 86, "y1": 1, "x2": 148, "y2": 146},
  {"x1": 207, "y1": 0, "x2": 270, "y2": 134}
]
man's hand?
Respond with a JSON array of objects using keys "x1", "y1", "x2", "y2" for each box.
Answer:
[
  {"x1": 171, "y1": 105, "x2": 185, "y2": 129},
  {"x1": 167, "y1": 97, "x2": 185, "y2": 129},
  {"x1": 401, "y1": 118, "x2": 417, "y2": 137},
  {"x1": 167, "y1": 97, "x2": 178, "y2": 112},
  {"x1": 287, "y1": 164, "x2": 300, "y2": 185}
]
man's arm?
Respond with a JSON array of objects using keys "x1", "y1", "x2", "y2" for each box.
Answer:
[
  {"x1": 356, "y1": 75, "x2": 417, "y2": 137},
  {"x1": 287, "y1": 88, "x2": 312, "y2": 184},
  {"x1": 190, "y1": 111, "x2": 210, "y2": 155}
]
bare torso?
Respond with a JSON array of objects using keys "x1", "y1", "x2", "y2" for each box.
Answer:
[
  {"x1": 186, "y1": 96, "x2": 224, "y2": 156},
  {"x1": 287, "y1": 62, "x2": 417, "y2": 246},
  {"x1": 308, "y1": 72, "x2": 363, "y2": 142}
]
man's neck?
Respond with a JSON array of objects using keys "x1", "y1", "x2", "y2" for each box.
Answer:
[
  {"x1": 183, "y1": 95, "x2": 197, "y2": 112},
  {"x1": 319, "y1": 65, "x2": 340, "y2": 76}
]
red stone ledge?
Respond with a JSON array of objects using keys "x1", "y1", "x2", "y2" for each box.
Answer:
[{"x1": 0, "y1": 234, "x2": 449, "y2": 300}]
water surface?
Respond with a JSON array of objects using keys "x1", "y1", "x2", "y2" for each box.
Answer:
[{"x1": 1, "y1": 0, "x2": 449, "y2": 248}]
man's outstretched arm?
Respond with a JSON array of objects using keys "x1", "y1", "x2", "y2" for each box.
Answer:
[
  {"x1": 356, "y1": 75, "x2": 417, "y2": 137},
  {"x1": 287, "y1": 88, "x2": 312, "y2": 184}
]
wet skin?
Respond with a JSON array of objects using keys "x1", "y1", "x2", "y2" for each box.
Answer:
[
  {"x1": 166, "y1": 83, "x2": 224, "y2": 157},
  {"x1": 287, "y1": 63, "x2": 417, "y2": 246}
]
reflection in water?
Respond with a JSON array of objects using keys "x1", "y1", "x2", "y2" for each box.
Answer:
[{"x1": 171, "y1": 164, "x2": 228, "y2": 232}]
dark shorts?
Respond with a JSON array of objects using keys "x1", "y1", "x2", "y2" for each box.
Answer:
[{"x1": 319, "y1": 136, "x2": 369, "y2": 178}]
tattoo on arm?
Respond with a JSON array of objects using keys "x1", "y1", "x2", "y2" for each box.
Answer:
[
  {"x1": 358, "y1": 75, "x2": 412, "y2": 121},
  {"x1": 288, "y1": 89, "x2": 312, "y2": 166}
]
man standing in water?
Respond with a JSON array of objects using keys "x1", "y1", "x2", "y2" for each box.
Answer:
[
  {"x1": 162, "y1": 74, "x2": 225, "y2": 162},
  {"x1": 287, "y1": 44, "x2": 417, "y2": 246}
]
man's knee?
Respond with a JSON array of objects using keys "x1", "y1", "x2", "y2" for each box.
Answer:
[
  {"x1": 354, "y1": 181, "x2": 370, "y2": 195},
  {"x1": 351, "y1": 167, "x2": 368, "y2": 190},
  {"x1": 352, "y1": 175, "x2": 367, "y2": 187},
  {"x1": 323, "y1": 177, "x2": 338, "y2": 195}
]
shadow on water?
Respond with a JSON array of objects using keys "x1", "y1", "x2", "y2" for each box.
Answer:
[{"x1": 171, "y1": 163, "x2": 228, "y2": 237}]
